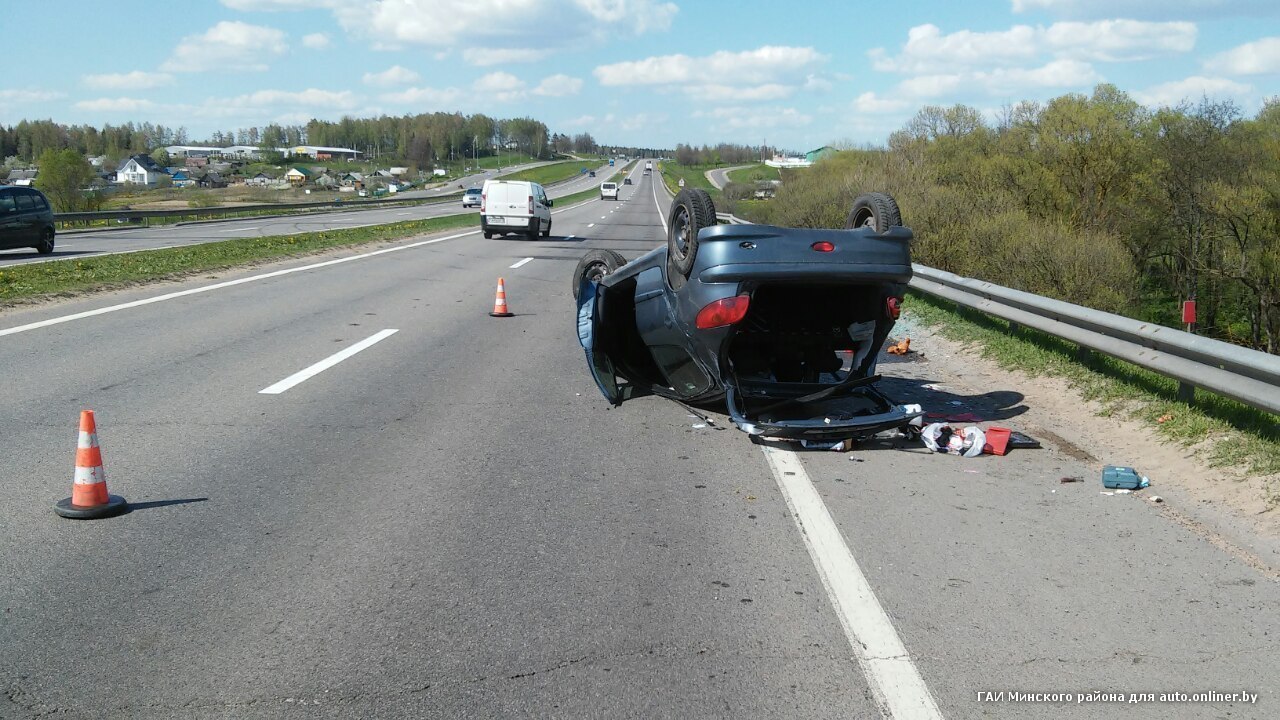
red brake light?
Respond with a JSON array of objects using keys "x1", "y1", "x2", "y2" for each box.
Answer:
[
  {"x1": 528, "y1": 195, "x2": 534, "y2": 214},
  {"x1": 886, "y1": 297, "x2": 902, "y2": 319},
  {"x1": 480, "y1": 193, "x2": 486, "y2": 213},
  {"x1": 696, "y1": 294, "x2": 751, "y2": 329},
  {"x1": 812, "y1": 241, "x2": 835, "y2": 252}
]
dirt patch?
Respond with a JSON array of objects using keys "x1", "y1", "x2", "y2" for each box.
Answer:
[{"x1": 895, "y1": 316, "x2": 1280, "y2": 569}]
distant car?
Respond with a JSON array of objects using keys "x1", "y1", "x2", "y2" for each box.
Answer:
[
  {"x1": 600, "y1": 182, "x2": 619, "y2": 200},
  {"x1": 589, "y1": 171, "x2": 596, "y2": 177},
  {"x1": 624, "y1": 178, "x2": 633, "y2": 185},
  {"x1": 462, "y1": 188, "x2": 483, "y2": 208},
  {"x1": 0, "y1": 186, "x2": 56, "y2": 254},
  {"x1": 573, "y1": 189, "x2": 920, "y2": 441}
]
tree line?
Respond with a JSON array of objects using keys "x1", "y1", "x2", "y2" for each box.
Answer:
[
  {"x1": 736, "y1": 84, "x2": 1280, "y2": 353},
  {"x1": 673, "y1": 143, "x2": 774, "y2": 166}
]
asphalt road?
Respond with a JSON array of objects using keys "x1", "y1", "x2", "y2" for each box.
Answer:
[
  {"x1": 1, "y1": 161, "x2": 1276, "y2": 719},
  {"x1": 0, "y1": 160, "x2": 614, "y2": 269},
  {"x1": 705, "y1": 164, "x2": 753, "y2": 190}
]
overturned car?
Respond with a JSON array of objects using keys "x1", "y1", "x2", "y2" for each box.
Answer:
[{"x1": 574, "y1": 188, "x2": 923, "y2": 441}]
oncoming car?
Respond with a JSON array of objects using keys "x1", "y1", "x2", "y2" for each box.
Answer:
[
  {"x1": 573, "y1": 188, "x2": 921, "y2": 441},
  {"x1": 462, "y1": 187, "x2": 482, "y2": 208}
]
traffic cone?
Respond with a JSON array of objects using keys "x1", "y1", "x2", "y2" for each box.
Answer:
[
  {"x1": 489, "y1": 277, "x2": 514, "y2": 317},
  {"x1": 54, "y1": 410, "x2": 127, "y2": 519}
]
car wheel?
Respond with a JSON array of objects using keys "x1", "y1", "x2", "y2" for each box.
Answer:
[
  {"x1": 667, "y1": 188, "x2": 715, "y2": 282},
  {"x1": 484, "y1": 231, "x2": 493, "y2": 239},
  {"x1": 846, "y1": 192, "x2": 903, "y2": 232},
  {"x1": 541, "y1": 220, "x2": 551, "y2": 238},
  {"x1": 36, "y1": 229, "x2": 55, "y2": 255},
  {"x1": 572, "y1": 249, "x2": 627, "y2": 301}
]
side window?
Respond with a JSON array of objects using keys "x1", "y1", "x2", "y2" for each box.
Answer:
[
  {"x1": 0, "y1": 194, "x2": 15, "y2": 213},
  {"x1": 14, "y1": 193, "x2": 35, "y2": 211},
  {"x1": 33, "y1": 194, "x2": 48, "y2": 210},
  {"x1": 647, "y1": 345, "x2": 713, "y2": 397}
]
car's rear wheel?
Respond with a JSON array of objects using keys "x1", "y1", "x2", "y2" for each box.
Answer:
[
  {"x1": 36, "y1": 229, "x2": 54, "y2": 255},
  {"x1": 484, "y1": 231, "x2": 493, "y2": 239},
  {"x1": 667, "y1": 188, "x2": 716, "y2": 286},
  {"x1": 845, "y1": 192, "x2": 902, "y2": 232},
  {"x1": 541, "y1": 220, "x2": 551, "y2": 238},
  {"x1": 572, "y1": 249, "x2": 627, "y2": 300}
]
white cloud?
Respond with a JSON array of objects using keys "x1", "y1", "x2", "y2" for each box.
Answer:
[
  {"x1": 693, "y1": 106, "x2": 813, "y2": 131},
  {"x1": 898, "y1": 74, "x2": 965, "y2": 98},
  {"x1": 362, "y1": 65, "x2": 421, "y2": 87},
  {"x1": 1011, "y1": 0, "x2": 1276, "y2": 19},
  {"x1": 74, "y1": 97, "x2": 158, "y2": 113},
  {"x1": 976, "y1": 58, "x2": 1101, "y2": 90},
  {"x1": 854, "y1": 92, "x2": 910, "y2": 114},
  {"x1": 1133, "y1": 75, "x2": 1253, "y2": 107},
  {"x1": 532, "y1": 74, "x2": 583, "y2": 97},
  {"x1": 803, "y1": 75, "x2": 834, "y2": 92},
  {"x1": 595, "y1": 46, "x2": 825, "y2": 87},
  {"x1": 462, "y1": 47, "x2": 553, "y2": 66},
  {"x1": 231, "y1": 89, "x2": 360, "y2": 108},
  {"x1": 82, "y1": 71, "x2": 174, "y2": 90},
  {"x1": 565, "y1": 114, "x2": 596, "y2": 127},
  {"x1": 1204, "y1": 37, "x2": 1280, "y2": 75},
  {"x1": 696, "y1": 84, "x2": 794, "y2": 101},
  {"x1": 474, "y1": 71, "x2": 528, "y2": 102},
  {"x1": 162, "y1": 21, "x2": 288, "y2": 72},
  {"x1": 302, "y1": 32, "x2": 331, "y2": 49},
  {"x1": 572, "y1": 0, "x2": 677, "y2": 33},
  {"x1": 380, "y1": 86, "x2": 465, "y2": 106},
  {"x1": 0, "y1": 89, "x2": 65, "y2": 105},
  {"x1": 871, "y1": 21, "x2": 1194, "y2": 74}
]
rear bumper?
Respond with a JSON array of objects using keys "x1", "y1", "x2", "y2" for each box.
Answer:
[{"x1": 725, "y1": 386, "x2": 921, "y2": 441}]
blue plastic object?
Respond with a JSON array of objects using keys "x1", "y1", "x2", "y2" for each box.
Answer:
[{"x1": 1102, "y1": 465, "x2": 1144, "y2": 489}]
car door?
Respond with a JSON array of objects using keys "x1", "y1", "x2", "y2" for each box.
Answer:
[
  {"x1": 13, "y1": 191, "x2": 38, "y2": 244},
  {"x1": 534, "y1": 184, "x2": 551, "y2": 228},
  {"x1": 0, "y1": 191, "x2": 21, "y2": 249}
]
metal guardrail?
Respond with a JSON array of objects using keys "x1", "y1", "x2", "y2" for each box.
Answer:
[{"x1": 715, "y1": 212, "x2": 1280, "y2": 415}]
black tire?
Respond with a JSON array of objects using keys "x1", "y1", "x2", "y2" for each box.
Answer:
[
  {"x1": 845, "y1": 192, "x2": 902, "y2": 232},
  {"x1": 36, "y1": 229, "x2": 54, "y2": 255},
  {"x1": 483, "y1": 231, "x2": 493, "y2": 239},
  {"x1": 541, "y1": 220, "x2": 551, "y2": 238},
  {"x1": 667, "y1": 188, "x2": 716, "y2": 281},
  {"x1": 572, "y1": 249, "x2": 627, "y2": 301}
]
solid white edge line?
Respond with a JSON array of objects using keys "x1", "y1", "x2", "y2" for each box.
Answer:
[
  {"x1": 259, "y1": 328, "x2": 398, "y2": 394},
  {"x1": 651, "y1": 164, "x2": 665, "y2": 226},
  {"x1": 760, "y1": 445, "x2": 944, "y2": 720},
  {"x1": 509, "y1": 257, "x2": 534, "y2": 269}
]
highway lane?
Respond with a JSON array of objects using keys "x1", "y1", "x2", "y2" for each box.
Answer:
[
  {"x1": 0, "y1": 160, "x2": 615, "y2": 269},
  {"x1": 1, "y1": 164, "x2": 1276, "y2": 718}
]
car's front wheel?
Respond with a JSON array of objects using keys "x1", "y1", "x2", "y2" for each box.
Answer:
[
  {"x1": 35, "y1": 229, "x2": 54, "y2": 255},
  {"x1": 572, "y1": 249, "x2": 627, "y2": 301},
  {"x1": 845, "y1": 192, "x2": 902, "y2": 232}
]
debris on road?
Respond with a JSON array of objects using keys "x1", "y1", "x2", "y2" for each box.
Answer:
[
  {"x1": 1158, "y1": 414, "x2": 1174, "y2": 424},
  {"x1": 1060, "y1": 476, "x2": 1084, "y2": 483},
  {"x1": 800, "y1": 438, "x2": 855, "y2": 451},
  {"x1": 1008, "y1": 431, "x2": 1041, "y2": 449},
  {"x1": 886, "y1": 337, "x2": 912, "y2": 355},
  {"x1": 982, "y1": 426, "x2": 1011, "y2": 455},
  {"x1": 1151, "y1": 495, "x2": 1164, "y2": 503},
  {"x1": 921, "y1": 423, "x2": 986, "y2": 457},
  {"x1": 1103, "y1": 465, "x2": 1151, "y2": 490}
]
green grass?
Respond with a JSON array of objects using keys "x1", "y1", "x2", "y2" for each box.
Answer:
[
  {"x1": 0, "y1": 213, "x2": 480, "y2": 305},
  {"x1": 904, "y1": 291, "x2": 1280, "y2": 503},
  {"x1": 726, "y1": 164, "x2": 780, "y2": 184},
  {"x1": 658, "y1": 163, "x2": 722, "y2": 199},
  {"x1": 498, "y1": 160, "x2": 598, "y2": 186}
]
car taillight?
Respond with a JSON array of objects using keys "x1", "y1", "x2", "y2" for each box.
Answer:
[
  {"x1": 696, "y1": 294, "x2": 751, "y2": 329},
  {"x1": 886, "y1": 296, "x2": 902, "y2": 319},
  {"x1": 528, "y1": 195, "x2": 534, "y2": 214},
  {"x1": 811, "y1": 241, "x2": 835, "y2": 252},
  {"x1": 480, "y1": 193, "x2": 486, "y2": 213}
]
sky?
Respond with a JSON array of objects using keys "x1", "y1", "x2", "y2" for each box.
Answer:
[{"x1": 2, "y1": 0, "x2": 1279, "y2": 152}]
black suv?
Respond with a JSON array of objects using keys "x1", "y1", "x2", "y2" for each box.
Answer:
[{"x1": 0, "y1": 186, "x2": 56, "y2": 254}]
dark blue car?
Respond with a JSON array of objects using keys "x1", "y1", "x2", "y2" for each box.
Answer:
[{"x1": 574, "y1": 189, "x2": 922, "y2": 441}]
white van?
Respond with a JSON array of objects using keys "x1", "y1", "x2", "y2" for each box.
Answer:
[
  {"x1": 600, "y1": 182, "x2": 619, "y2": 200},
  {"x1": 481, "y1": 179, "x2": 553, "y2": 239}
]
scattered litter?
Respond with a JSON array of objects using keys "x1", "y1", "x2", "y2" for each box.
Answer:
[
  {"x1": 1116, "y1": 489, "x2": 1132, "y2": 494},
  {"x1": 745, "y1": 495, "x2": 756, "y2": 501},
  {"x1": 1008, "y1": 431, "x2": 1041, "y2": 449},
  {"x1": 983, "y1": 426, "x2": 1011, "y2": 456},
  {"x1": 692, "y1": 424, "x2": 707, "y2": 429},
  {"x1": 1102, "y1": 465, "x2": 1150, "y2": 490},
  {"x1": 800, "y1": 438, "x2": 853, "y2": 451},
  {"x1": 1151, "y1": 496, "x2": 1164, "y2": 503},
  {"x1": 1059, "y1": 477, "x2": 1083, "y2": 484},
  {"x1": 921, "y1": 423, "x2": 985, "y2": 458},
  {"x1": 886, "y1": 338, "x2": 912, "y2": 355},
  {"x1": 962, "y1": 469, "x2": 980, "y2": 474},
  {"x1": 849, "y1": 456, "x2": 864, "y2": 462},
  {"x1": 1100, "y1": 491, "x2": 1115, "y2": 496},
  {"x1": 1157, "y1": 414, "x2": 1174, "y2": 424}
]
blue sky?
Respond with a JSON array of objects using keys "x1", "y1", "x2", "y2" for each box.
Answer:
[{"x1": 2, "y1": 0, "x2": 1279, "y2": 152}]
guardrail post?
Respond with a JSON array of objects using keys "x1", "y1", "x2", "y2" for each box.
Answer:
[
  {"x1": 1007, "y1": 320, "x2": 1021, "y2": 334},
  {"x1": 1177, "y1": 381, "x2": 1195, "y2": 404},
  {"x1": 1075, "y1": 344, "x2": 1092, "y2": 363}
]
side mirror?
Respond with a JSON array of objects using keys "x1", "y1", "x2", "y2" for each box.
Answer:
[{"x1": 546, "y1": 199, "x2": 554, "y2": 207}]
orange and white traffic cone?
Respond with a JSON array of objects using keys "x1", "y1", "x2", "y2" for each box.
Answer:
[
  {"x1": 489, "y1": 277, "x2": 514, "y2": 317},
  {"x1": 54, "y1": 410, "x2": 128, "y2": 519}
]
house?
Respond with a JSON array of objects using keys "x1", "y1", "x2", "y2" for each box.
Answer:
[
  {"x1": 5, "y1": 168, "x2": 37, "y2": 186},
  {"x1": 389, "y1": 166, "x2": 408, "y2": 176},
  {"x1": 197, "y1": 171, "x2": 227, "y2": 189},
  {"x1": 170, "y1": 170, "x2": 196, "y2": 188},
  {"x1": 116, "y1": 154, "x2": 169, "y2": 185},
  {"x1": 289, "y1": 145, "x2": 362, "y2": 161},
  {"x1": 339, "y1": 172, "x2": 364, "y2": 188},
  {"x1": 805, "y1": 146, "x2": 836, "y2": 164},
  {"x1": 164, "y1": 145, "x2": 224, "y2": 159},
  {"x1": 314, "y1": 173, "x2": 337, "y2": 189},
  {"x1": 245, "y1": 171, "x2": 273, "y2": 186},
  {"x1": 223, "y1": 145, "x2": 262, "y2": 161},
  {"x1": 185, "y1": 156, "x2": 209, "y2": 169},
  {"x1": 285, "y1": 166, "x2": 313, "y2": 186}
]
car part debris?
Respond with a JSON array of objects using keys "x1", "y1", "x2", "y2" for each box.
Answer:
[
  {"x1": 921, "y1": 423, "x2": 985, "y2": 457},
  {"x1": 1102, "y1": 466, "x2": 1150, "y2": 490}
]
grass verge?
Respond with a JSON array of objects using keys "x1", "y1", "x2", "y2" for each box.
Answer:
[
  {"x1": 499, "y1": 160, "x2": 597, "y2": 186},
  {"x1": 905, "y1": 291, "x2": 1280, "y2": 501},
  {"x1": 726, "y1": 164, "x2": 780, "y2": 184},
  {"x1": 659, "y1": 163, "x2": 723, "y2": 200},
  {"x1": 0, "y1": 213, "x2": 480, "y2": 306}
]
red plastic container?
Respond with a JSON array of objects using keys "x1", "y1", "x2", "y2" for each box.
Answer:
[{"x1": 983, "y1": 426, "x2": 1011, "y2": 456}]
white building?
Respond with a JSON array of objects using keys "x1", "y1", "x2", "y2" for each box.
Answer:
[{"x1": 116, "y1": 155, "x2": 169, "y2": 185}]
